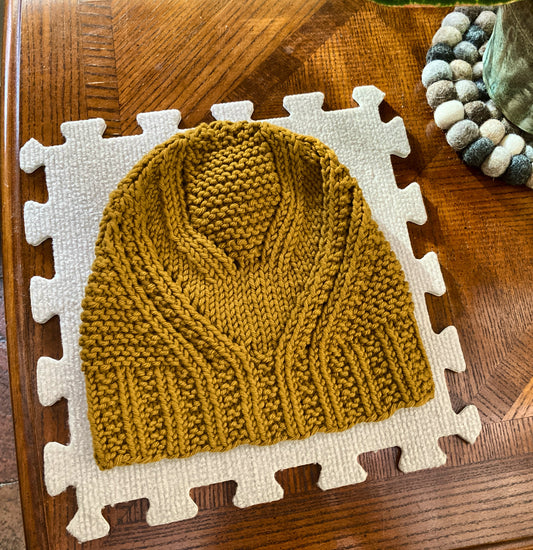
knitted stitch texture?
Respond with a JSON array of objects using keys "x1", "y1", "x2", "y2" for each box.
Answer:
[{"x1": 80, "y1": 121, "x2": 435, "y2": 470}]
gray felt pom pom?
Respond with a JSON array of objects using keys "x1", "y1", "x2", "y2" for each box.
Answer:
[
  {"x1": 453, "y1": 41, "x2": 479, "y2": 64},
  {"x1": 475, "y1": 79, "x2": 489, "y2": 102},
  {"x1": 443, "y1": 12, "x2": 470, "y2": 34},
  {"x1": 485, "y1": 99, "x2": 501, "y2": 119},
  {"x1": 474, "y1": 11, "x2": 496, "y2": 35},
  {"x1": 502, "y1": 118, "x2": 523, "y2": 137},
  {"x1": 454, "y1": 6, "x2": 484, "y2": 21},
  {"x1": 455, "y1": 80, "x2": 479, "y2": 103},
  {"x1": 446, "y1": 119, "x2": 480, "y2": 151},
  {"x1": 464, "y1": 101, "x2": 491, "y2": 126},
  {"x1": 450, "y1": 59, "x2": 473, "y2": 81},
  {"x1": 426, "y1": 80, "x2": 457, "y2": 110},
  {"x1": 464, "y1": 25, "x2": 486, "y2": 49},
  {"x1": 462, "y1": 138, "x2": 495, "y2": 167},
  {"x1": 432, "y1": 26, "x2": 462, "y2": 47},
  {"x1": 426, "y1": 43, "x2": 455, "y2": 64},
  {"x1": 422, "y1": 60, "x2": 453, "y2": 88},
  {"x1": 504, "y1": 155, "x2": 533, "y2": 186}
]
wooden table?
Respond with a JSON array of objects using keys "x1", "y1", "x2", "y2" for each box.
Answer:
[{"x1": 2, "y1": 0, "x2": 533, "y2": 548}]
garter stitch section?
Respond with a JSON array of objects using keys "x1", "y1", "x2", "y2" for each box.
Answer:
[{"x1": 80, "y1": 121, "x2": 435, "y2": 470}]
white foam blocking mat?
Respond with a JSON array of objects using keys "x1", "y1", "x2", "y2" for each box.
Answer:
[{"x1": 21, "y1": 86, "x2": 481, "y2": 542}]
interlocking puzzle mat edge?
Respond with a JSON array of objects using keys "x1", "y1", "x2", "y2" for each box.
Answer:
[{"x1": 20, "y1": 86, "x2": 481, "y2": 542}]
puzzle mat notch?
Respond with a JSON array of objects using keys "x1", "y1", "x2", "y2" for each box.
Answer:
[{"x1": 21, "y1": 85, "x2": 481, "y2": 543}]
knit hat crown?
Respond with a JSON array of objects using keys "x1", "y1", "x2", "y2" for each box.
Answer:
[
  {"x1": 182, "y1": 124, "x2": 283, "y2": 264},
  {"x1": 80, "y1": 121, "x2": 434, "y2": 470}
]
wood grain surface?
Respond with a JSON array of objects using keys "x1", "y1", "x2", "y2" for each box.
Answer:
[{"x1": 2, "y1": 0, "x2": 533, "y2": 548}]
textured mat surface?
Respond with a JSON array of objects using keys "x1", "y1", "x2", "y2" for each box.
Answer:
[{"x1": 21, "y1": 86, "x2": 481, "y2": 542}]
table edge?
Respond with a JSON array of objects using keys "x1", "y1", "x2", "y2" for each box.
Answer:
[{"x1": 1, "y1": 0, "x2": 47, "y2": 548}]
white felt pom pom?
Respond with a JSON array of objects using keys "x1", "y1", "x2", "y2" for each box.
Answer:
[
  {"x1": 479, "y1": 119, "x2": 505, "y2": 144},
  {"x1": 500, "y1": 133, "x2": 525, "y2": 155},
  {"x1": 442, "y1": 12, "x2": 470, "y2": 34},
  {"x1": 432, "y1": 26, "x2": 463, "y2": 47},
  {"x1": 434, "y1": 100, "x2": 465, "y2": 130},
  {"x1": 481, "y1": 146, "x2": 512, "y2": 177},
  {"x1": 422, "y1": 60, "x2": 453, "y2": 88}
]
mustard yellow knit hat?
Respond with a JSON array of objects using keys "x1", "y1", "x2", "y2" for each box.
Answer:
[{"x1": 80, "y1": 121, "x2": 434, "y2": 470}]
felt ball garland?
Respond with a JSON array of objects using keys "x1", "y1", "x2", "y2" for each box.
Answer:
[{"x1": 424, "y1": 7, "x2": 533, "y2": 189}]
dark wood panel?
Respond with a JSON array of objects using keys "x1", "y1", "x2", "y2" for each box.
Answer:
[
  {"x1": 111, "y1": 0, "x2": 328, "y2": 131},
  {"x1": 82, "y1": 456, "x2": 533, "y2": 550},
  {"x1": 2, "y1": 0, "x2": 533, "y2": 548},
  {"x1": 79, "y1": 0, "x2": 121, "y2": 136}
]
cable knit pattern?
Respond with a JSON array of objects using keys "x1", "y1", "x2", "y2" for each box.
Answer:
[{"x1": 80, "y1": 121, "x2": 435, "y2": 470}]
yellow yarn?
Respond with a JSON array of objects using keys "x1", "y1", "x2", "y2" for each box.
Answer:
[{"x1": 80, "y1": 121, "x2": 434, "y2": 470}]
